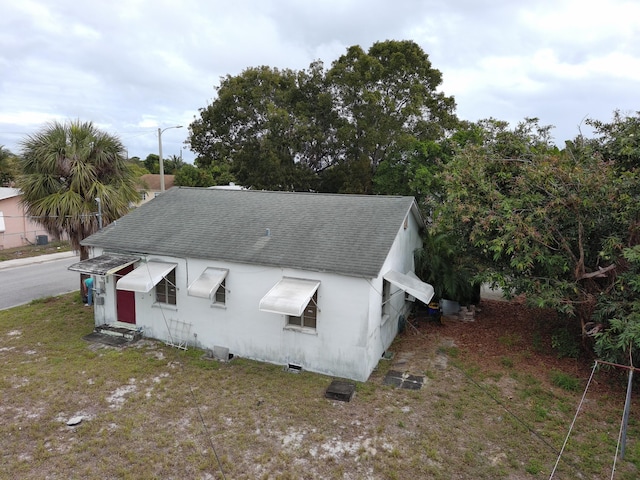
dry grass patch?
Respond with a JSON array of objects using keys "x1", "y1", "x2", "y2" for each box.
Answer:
[
  {"x1": 0, "y1": 241, "x2": 71, "y2": 262},
  {"x1": 1, "y1": 294, "x2": 640, "y2": 479}
]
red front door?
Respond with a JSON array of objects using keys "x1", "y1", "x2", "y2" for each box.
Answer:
[{"x1": 115, "y1": 264, "x2": 136, "y2": 324}]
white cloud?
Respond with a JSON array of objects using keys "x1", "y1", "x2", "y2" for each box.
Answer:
[{"x1": 0, "y1": 0, "x2": 638, "y2": 160}]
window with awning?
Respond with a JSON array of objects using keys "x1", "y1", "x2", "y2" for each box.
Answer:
[
  {"x1": 188, "y1": 267, "x2": 228, "y2": 302},
  {"x1": 259, "y1": 277, "x2": 320, "y2": 317},
  {"x1": 67, "y1": 254, "x2": 140, "y2": 276},
  {"x1": 116, "y1": 261, "x2": 177, "y2": 293},
  {"x1": 383, "y1": 270, "x2": 435, "y2": 305}
]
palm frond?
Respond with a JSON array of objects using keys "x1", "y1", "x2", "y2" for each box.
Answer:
[{"x1": 17, "y1": 120, "x2": 136, "y2": 257}]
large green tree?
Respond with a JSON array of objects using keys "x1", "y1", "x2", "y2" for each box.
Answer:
[
  {"x1": 325, "y1": 40, "x2": 457, "y2": 193},
  {"x1": 17, "y1": 120, "x2": 140, "y2": 261},
  {"x1": 434, "y1": 131, "x2": 637, "y2": 345},
  {"x1": 188, "y1": 40, "x2": 457, "y2": 192},
  {"x1": 190, "y1": 65, "x2": 322, "y2": 190},
  {"x1": 593, "y1": 245, "x2": 640, "y2": 365},
  {"x1": 584, "y1": 111, "x2": 640, "y2": 364}
]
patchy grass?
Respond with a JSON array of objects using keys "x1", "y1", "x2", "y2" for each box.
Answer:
[
  {"x1": 1, "y1": 294, "x2": 639, "y2": 479},
  {"x1": 0, "y1": 241, "x2": 71, "y2": 262},
  {"x1": 550, "y1": 370, "x2": 581, "y2": 392}
]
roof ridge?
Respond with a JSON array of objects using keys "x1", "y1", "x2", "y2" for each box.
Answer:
[{"x1": 176, "y1": 186, "x2": 411, "y2": 199}]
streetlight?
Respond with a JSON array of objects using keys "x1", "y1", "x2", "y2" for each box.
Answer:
[{"x1": 158, "y1": 125, "x2": 183, "y2": 192}]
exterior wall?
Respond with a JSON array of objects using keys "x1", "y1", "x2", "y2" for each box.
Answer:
[
  {"x1": 88, "y1": 208, "x2": 424, "y2": 382},
  {"x1": 135, "y1": 175, "x2": 175, "y2": 207},
  {"x1": 0, "y1": 191, "x2": 51, "y2": 249},
  {"x1": 90, "y1": 248, "x2": 375, "y2": 381},
  {"x1": 135, "y1": 189, "x2": 161, "y2": 206},
  {"x1": 364, "y1": 210, "x2": 424, "y2": 373}
]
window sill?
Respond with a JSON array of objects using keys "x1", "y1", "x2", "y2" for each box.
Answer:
[
  {"x1": 210, "y1": 303, "x2": 227, "y2": 310},
  {"x1": 284, "y1": 325, "x2": 318, "y2": 336},
  {"x1": 152, "y1": 303, "x2": 178, "y2": 312}
]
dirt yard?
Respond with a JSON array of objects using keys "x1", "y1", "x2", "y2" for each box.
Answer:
[
  {"x1": 393, "y1": 297, "x2": 608, "y2": 395},
  {"x1": 2, "y1": 294, "x2": 638, "y2": 479}
]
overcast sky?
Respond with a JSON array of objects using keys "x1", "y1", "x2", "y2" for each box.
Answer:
[{"x1": 1, "y1": 0, "x2": 638, "y2": 163}]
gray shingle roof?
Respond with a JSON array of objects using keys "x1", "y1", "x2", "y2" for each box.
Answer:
[{"x1": 83, "y1": 187, "x2": 422, "y2": 278}]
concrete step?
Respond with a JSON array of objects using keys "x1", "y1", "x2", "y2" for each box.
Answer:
[{"x1": 95, "y1": 323, "x2": 142, "y2": 342}]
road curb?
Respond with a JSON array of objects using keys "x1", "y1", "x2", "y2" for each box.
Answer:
[{"x1": 0, "y1": 251, "x2": 78, "y2": 270}]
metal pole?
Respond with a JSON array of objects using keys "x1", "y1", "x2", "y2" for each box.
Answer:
[
  {"x1": 158, "y1": 125, "x2": 183, "y2": 193},
  {"x1": 158, "y1": 127, "x2": 165, "y2": 192},
  {"x1": 620, "y1": 368, "x2": 633, "y2": 459}
]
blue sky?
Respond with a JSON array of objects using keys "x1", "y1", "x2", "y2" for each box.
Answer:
[{"x1": 1, "y1": 0, "x2": 638, "y2": 162}]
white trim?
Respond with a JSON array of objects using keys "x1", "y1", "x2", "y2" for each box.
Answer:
[{"x1": 283, "y1": 325, "x2": 318, "y2": 335}]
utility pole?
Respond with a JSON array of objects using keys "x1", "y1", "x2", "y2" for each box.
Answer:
[{"x1": 158, "y1": 125, "x2": 183, "y2": 192}]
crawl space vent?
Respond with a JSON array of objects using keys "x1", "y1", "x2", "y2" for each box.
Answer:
[
  {"x1": 324, "y1": 380, "x2": 356, "y2": 402},
  {"x1": 285, "y1": 363, "x2": 303, "y2": 373}
]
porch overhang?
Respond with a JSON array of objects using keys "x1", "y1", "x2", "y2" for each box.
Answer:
[
  {"x1": 259, "y1": 277, "x2": 320, "y2": 317},
  {"x1": 188, "y1": 267, "x2": 228, "y2": 299},
  {"x1": 383, "y1": 270, "x2": 435, "y2": 305},
  {"x1": 67, "y1": 254, "x2": 140, "y2": 276},
  {"x1": 116, "y1": 261, "x2": 177, "y2": 293}
]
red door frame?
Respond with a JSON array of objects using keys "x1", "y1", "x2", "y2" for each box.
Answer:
[{"x1": 115, "y1": 264, "x2": 136, "y2": 324}]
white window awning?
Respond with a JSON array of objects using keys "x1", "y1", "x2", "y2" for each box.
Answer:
[
  {"x1": 68, "y1": 254, "x2": 140, "y2": 276},
  {"x1": 188, "y1": 267, "x2": 228, "y2": 299},
  {"x1": 259, "y1": 277, "x2": 320, "y2": 317},
  {"x1": 116, "y1": 261, "x2": 177, "y2": 293},
  {"x1": 383, "y1": 270, "x2": 435, "y2": 305}
]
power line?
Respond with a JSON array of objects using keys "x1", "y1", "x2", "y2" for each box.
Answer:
[
  {"x1": 141, "y1": 258, "x2": 227, "y2": 480},
  {"x1": 0, "y1": 213, "x2": 100, "y2": 219},
  {"x1": 407, "y1": 317, "x2": 587, "y2": 478}
]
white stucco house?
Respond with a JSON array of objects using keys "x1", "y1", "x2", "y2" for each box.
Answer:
[{"x1": 69, "y1": 187, "x2": 434, "y2": 381}]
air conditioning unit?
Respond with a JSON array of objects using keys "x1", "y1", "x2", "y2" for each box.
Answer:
[
  {"x1": 212, "y1": 345, "x2": 233, "y2": 362},
  {"x1": 36, "y1": 235, "x2": 48, "y2": 245}
]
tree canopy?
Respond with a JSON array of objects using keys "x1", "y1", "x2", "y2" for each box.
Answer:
[
  {"x1": 0, "y1": 146, "x2": 20, "y2": 186},
  {"x1": 188, "y1": 40, "x2": 457, "y2": 193},
  {"x1": 586, "y1": 109, "x2": 640, "y2": 172},
  {"x1": 17, "y1": 120, "x2": 140, "y2": 260},
  {"x1": 431, "y1": 115, "x2": 640, "y2": 362}
]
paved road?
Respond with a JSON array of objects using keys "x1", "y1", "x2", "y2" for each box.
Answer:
[{"x1": 0, "y1": 254, "x2": 80, "y2": 310}]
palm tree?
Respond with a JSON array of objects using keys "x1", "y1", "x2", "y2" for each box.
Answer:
[{"x1": 17, "y1": 120, "x2": 140, "y2": 261}]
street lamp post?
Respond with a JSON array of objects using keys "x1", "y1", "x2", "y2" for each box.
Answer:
[{"x1": 158, "y1": 125, "x2": 183, "y2": 192}]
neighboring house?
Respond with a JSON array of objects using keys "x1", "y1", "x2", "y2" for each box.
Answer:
[
  {"x1": 68, "y1": 187, "x2": 434, "y2": 381},
  {"x1": 136, "y1": 174, "x2": 175, "y2": 205},
  {"x1": 0, "y1": 187, "x2": 51, "y2": 249}
]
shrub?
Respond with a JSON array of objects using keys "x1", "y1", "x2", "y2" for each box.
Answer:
[
  {"x1": 550, "y1": 370, "x2": 580, "y2": 392},
  {"x1": 551, "y1": 327, "x2": 579, "y2": 359}
]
